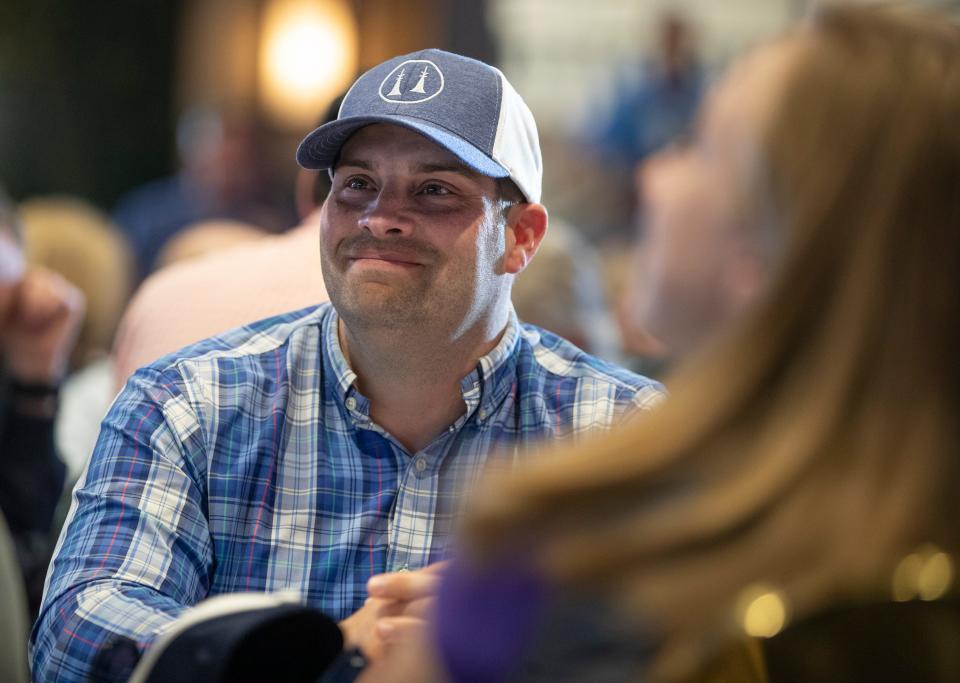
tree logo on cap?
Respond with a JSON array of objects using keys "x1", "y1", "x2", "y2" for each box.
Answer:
[{"x1": 379, "y1": 60, "x2": 445, "y2": 104}]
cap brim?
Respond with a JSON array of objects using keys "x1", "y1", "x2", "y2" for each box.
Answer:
[{"x1": 296, "y1": 116, "x2": 511, "y2": 180}]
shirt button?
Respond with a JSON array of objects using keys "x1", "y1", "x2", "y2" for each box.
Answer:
[
  {"x1": 414, "y1": 457, "x2": 427, "y2": 473},
  {"x1": 345, "y1": 397, "x2": 357, "y2": 410},
  {"x1": 478, "y1": 408, "x2": 488, "y2": 421}
]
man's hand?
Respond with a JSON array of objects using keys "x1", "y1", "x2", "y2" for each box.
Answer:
[
  {"x1": 339, "y1": 562, "x2": 446, "y2": 662},
  {"x1": 1, "y1": 266, "x2": 85, "y2": 384},
  {"x1": 356, "y1": 615, "x2": 447, "y2": 683}
]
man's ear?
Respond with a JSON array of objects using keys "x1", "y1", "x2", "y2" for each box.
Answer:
[{"x1": 503, "y1": 203, "x2": 548, "y2": 275}]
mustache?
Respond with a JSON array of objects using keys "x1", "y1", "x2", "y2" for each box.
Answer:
[{"x1": 338, "y1": 234, "x2": 440, "y2": 263}]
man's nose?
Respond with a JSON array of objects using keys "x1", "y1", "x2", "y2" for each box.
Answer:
[{"x1": 359, "y1": 188, "x2": 414, "y2": 238}]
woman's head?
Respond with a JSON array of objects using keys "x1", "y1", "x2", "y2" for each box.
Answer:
[
  {"x1": 467, "y1": 4, "x2": 960, "y2": 677},
  {"x1": 628, "y1": 38, "x2": 796, "y2": 359},
  {"x1": 631, "y1": 4, "x2": 960, "y2": 369}
]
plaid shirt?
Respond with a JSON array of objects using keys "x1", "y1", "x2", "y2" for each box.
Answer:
[{"x1": 32, "y1": 303, "x2": 663, "y2": 682}]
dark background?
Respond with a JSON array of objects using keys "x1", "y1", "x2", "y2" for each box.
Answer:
[{"x1": 0, "y1": 0, "x2": 180, "y2": 206}]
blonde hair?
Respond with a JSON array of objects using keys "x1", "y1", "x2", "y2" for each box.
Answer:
[
  {"x1": 154, "y1": 219, "x2": 267, "y2": 269},
  {"x1": 19, "y1": 196, "x2": 135, "y2": 368},
  {"x1": 463, "y1": 5, "x2": 960, "y2": 678}
]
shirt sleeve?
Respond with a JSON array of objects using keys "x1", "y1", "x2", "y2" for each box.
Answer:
[
  {"x1": 622, "y1": 381, "x2": 666, "y2": 422},
  {"x1": 30, "y1": 369, "x2": 213, "y2": 683}
]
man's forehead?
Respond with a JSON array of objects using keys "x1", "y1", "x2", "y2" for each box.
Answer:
[{"x1": 336, "y1": 124, "x2": 483, "y2": 178}]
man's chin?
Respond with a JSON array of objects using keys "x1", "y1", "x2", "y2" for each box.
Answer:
[{"x1": 334, "y1": 292, "x2": 427, "y2": 328}]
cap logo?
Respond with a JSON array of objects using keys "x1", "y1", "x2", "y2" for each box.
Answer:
[{"x1": 378, "y1": 59, "x2": 445, "y2": 104}]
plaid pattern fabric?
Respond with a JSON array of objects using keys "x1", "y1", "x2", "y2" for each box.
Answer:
[{"x1": 31, "y1": 303, "x2": 663, "y2": 682}]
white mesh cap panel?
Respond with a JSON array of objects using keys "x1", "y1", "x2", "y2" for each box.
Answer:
[{"x1": 490, "y1": 67, "x2": 543, "y2": 203}]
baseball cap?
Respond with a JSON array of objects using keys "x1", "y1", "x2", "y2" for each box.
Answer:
[{"x1": 296, "y1": 48, "x2": 543, "y2": 203}]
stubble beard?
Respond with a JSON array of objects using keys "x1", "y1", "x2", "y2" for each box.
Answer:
[{"x1": 335, "y1": 277, "x2": 433, "y2": 329}]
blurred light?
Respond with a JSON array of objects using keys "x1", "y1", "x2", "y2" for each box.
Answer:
[
  {"x1": 736, "y1": 584, "x2": 788, "y2": 639},
  {"x1": 892, "y1": 552, "x2": 924, "y2": 602},
  {"x1": 892, "y1": 545, "x2": 954, "y2": 602},
  {"x1": 259, "y1": 0, "x2": 357, "y2": 129},
  {"x1": 917, "y1": 551, "x2": 953, "y2": 601}
]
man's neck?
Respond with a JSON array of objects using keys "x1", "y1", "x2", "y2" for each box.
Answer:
[{"x1": 337, "y1": 310, "x2": 509, "y2": 453}]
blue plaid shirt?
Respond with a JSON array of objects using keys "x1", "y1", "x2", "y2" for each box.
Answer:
[{"x1": 32, "y1": 303, "x2": 662, "y2": 682}]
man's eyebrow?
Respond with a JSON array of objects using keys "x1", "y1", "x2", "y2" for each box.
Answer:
[
  {"x1": 413, "y1": 162, "x2": 481, "y2": 180},
  {"x1": 333, "y1": 158, "x2": 481, "y2": 180}
]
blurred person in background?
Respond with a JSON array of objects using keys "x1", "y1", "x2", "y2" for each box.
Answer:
[
  {"x1": 365, "y1": 5, "x2": 960, "y2": 683},
  {"x1": 552, "y1": 12, "x2": 706, "y2": 250},
  {"x1": 18, "y1": 197, "x2": 134, "y2": 371},
  {"x1": 33, "y1": 49, "x2": 662, "y2": 683},
  {"x1": 110, "y1": 216, "x2": 322, "y2": 388},
  {"x1": 0, "y1": 186, "x2": 84, "y2": 619},
  {"x1": 108, "y1": 98, "x2": 348, "y2": 392},
  {"x1": 617, "y1": 68, "x2": 780, "y2": 365},
  {"x1": 582, "y1": 11, "x2": 708, "y2": 364},
  {"x1": 511, "y1": 218, "x2": 621, "y2": 362},
  {"x1": 110, "y1": 98, "x2": 344, "y2": 390},
  {"x1": 594, "y1": 11, "x2": 705, "y2": 172},
  {"x1": 152, "y1": 218, "x2": 268, "y2": 267},
  {"x1": 113, "y1": 106, "x2": 291, "y2": 281},
  {"x1": 16, "y1": 198, "x2": 135, "y2": 483}
]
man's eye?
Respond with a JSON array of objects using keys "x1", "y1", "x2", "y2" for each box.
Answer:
[
  {"x1": 420, "y1": 183, "x2": 450, "y2": 196},
  {"x1": 345, "y1": 177, "x2": 369, "y2": 190}
]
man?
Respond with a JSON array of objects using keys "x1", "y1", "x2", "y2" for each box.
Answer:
[
  {"x1": 32, "y1": 50, "x2": 662, "y2": 682},
  {"x1": 0, "y1": 187, "x2": 84, "y2": 618}
]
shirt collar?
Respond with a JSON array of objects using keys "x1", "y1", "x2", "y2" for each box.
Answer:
[
  {"x1": 322, "y1": 305, "x2": 360, "y2": 401},
  {"x1": 458, "y1": 308, "x2": 520, "y2": 424},
  {"x1": 321, "y1": 304, "x2": 521, "y2": 423}
]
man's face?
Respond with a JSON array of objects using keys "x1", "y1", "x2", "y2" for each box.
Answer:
[{"x1": 319, "y1": 124, "x2": 509, "y2": 337}]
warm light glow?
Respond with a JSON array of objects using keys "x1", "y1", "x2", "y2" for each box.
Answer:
[
  {"x1": 892, "y1": 545, "x2": 954, "y2": 602},
  {"x1": 259, "y1": 0, "x2": 357, "y2": 129},
  {"x1": 892, "y1": 552, "x2": 924, "y2": 602},
  {"x1": 917, "y1": 551, "x2": 953, "y2": 601},
  {"x1": 736, "y1": 584, "x2": 789, "y2": 639}
]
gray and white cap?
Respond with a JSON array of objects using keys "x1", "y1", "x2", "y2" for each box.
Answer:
[{"x1": 296, "y1": 48, "x2": 542, "y2": 203}]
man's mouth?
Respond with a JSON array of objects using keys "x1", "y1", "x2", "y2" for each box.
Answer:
[{"x1": 346, "y1": 251, "x2": 424, "y2": 269}]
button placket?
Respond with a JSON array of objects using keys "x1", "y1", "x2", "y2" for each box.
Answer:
[{"x1": 386, "y1": 458, "x2": 438, "y2": 573}]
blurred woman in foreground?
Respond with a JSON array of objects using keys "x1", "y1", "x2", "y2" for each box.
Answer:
[{"x1": 367, "y1": 4, "x2": 960, "y2": 682}]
